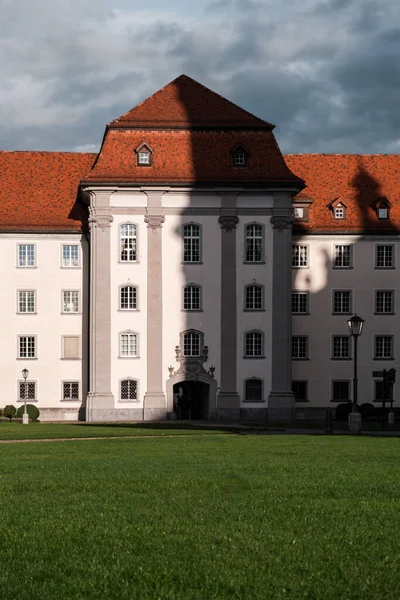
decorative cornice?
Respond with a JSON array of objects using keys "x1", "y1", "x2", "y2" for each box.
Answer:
[
  {"x1": 144, "y1": 215, "x2": 165, "y2": 229},
  {"x1": 270, "y1": 215, "x2": 293, "y2": 232},
  {"x1": 218, "y1": 215, "x2": 239, "y2": 232},
  {"x1": 88, "y1": 207, "x2": 114, "y2": 230}
]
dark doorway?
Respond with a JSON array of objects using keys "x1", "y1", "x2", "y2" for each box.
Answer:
[{"x1": 173, "y1": 380, "x2": 209, "y2": 420}]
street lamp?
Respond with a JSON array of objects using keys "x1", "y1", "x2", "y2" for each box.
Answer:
[
  {"x1": 22, "y1": 368, "x2": 29, "y2": 425},
  {"x1": 347, "y1": 314, "x2": 365, "y2": 433}
]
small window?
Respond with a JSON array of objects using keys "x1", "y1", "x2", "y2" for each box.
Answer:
[
  {"x1": 292, "y1": 380, "x2": 308, "y2": 402},
  {"x1": 375, "y1": 245, "x2": 394, "y2": 268},
  {"x1": 378, "y1": 207, "x2": 388, "y2": 219},
  {"x1": 138, "y1": 151, "x2": 150, "y2": 165},
  {"x1": 332, "y1": 381, "x2": 350, "y2": 402},
  {"x1": 374, "y1": 380, "x2": 394, "y2": 402},
  {"x1": 332, "y1": 336, "x2": 350, "y2": 359},
  {"x1": 63, "y1": 382, "x2": 80, "y2": 401},
  {"x1": 232, "y1": 146, "x2": 248, "y2": 167},
  {"x1": 333, "y1": 291, "x2": 352, "y2": 314},
  {"x1": 121, "y1": 379, "x2": 138, "y2": 401},
  {"x1": 18, "y1": 291, "x2": 35, "y2": 313},
  {"x1": 294, "y1": 207, "x2": 304, "y2": 219},
  {"x1": 19, "y1": 381, "x2": 36, "y2": 402},
  {"x1": 245, "y1": 331, "x2": 264, "y2": 358},
  {"x1": 245, "y1": 285, "x2": 264, "y2": 311},
  {"x1": 183, "y1": 331, "x2": 201, "y2": 357},
  {"x1": 18, "y1": 335, "x2": 36, "y2": 359},
  {"x1": 62, "y1": 245, "x2": 79, "y2": 267},
  {"x1": 292, "y1": 245, "x2": 308, "y2": 268},
  {"x1": 183, "y1": 285, "x2": 201, "y2": 311},
  {"x1": 18, "y1": 244, "x2": 35, "y2": 267},
  {"x1": 119, "y1": 333, "x2": 139, "y2": 357},
  {"x1": 334, "y1": 245, "x2": 352, "y2": 268},
  {"x1": 375, "y1": 291, "x2": 394, "y2": 314},
  {"x1": 120, "y1": 286, "x2": 137, "y2": 310},
  {"x1": 135, "y1": 143, "x2": 152, "y2": 166},
  {"x1": 334, "y1": 207, "x2": 345, "y2": 219},
  {"x1": 183, "y1": 224, "x2": 201, "y2": 263},
  {"x1": 120, "y1": 224, "x2": 137, "y2": 262},
  {"x1": 292, "y1": 336, "x2": 308, "y2": 360},
  {"x1": 62, "y1": 336, "x2": 80, "y2": 360},
  {"x1": 244, "y1": 379, "x2": 263, "y2": 402},
  {"x1": 374, "y1": 336, "x2": 393, "y2": 360},
  {"x1": 245, "y1": 224, "x2": 264, "y2": 263},
  {"x1": 62, "y1": 291, "x2": 80, "y2": 313},
  {"x1": 292, "y1": 291, "x2": 309, "y2": 314}
]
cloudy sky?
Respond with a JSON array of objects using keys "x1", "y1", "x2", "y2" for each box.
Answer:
[{"x1": 1, "y1": 0, "x2": 399, "y2": 154}]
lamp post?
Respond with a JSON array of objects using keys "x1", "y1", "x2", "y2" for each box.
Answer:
[
  {"x1": 22, "y1": 368, "x2": 29, "y2": 425},
  {"x1": 347, "y1": 314, "x2": 365, "y2": 433}
]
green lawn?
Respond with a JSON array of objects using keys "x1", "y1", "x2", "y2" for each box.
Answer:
[{"x1": 0, "y1": 436, "x2": 399, "y2": 599}]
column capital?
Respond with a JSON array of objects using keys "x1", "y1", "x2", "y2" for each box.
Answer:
[
  {"x1": 144, "y1": 214, "x2": 165, "y2": 230},
  {"x1": 88, "y1": 207, "x2": 114, "y2": 230},
  {"x1": 218, "y1": 215, "x2": 239, "y2": 232},
  {"x1": 270, "y1": 215, "x2": 293, "y2": 232}
]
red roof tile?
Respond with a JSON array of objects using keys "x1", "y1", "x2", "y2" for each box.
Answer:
[
  {"x1": 285, "y1": 154, "x2": 400, "y2": 233},
  {"x1": 0, "y1": 152, "x2": 95, "y2": 231},
  {"x1": 110, "y1": 75, "x2": 274, "y2": 129}
]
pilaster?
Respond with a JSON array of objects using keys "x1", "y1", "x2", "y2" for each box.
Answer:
[
  {"x1": 268, "y1": 195, "x2": 295, "y2": 421},
  {"x1": 217, "y1": 193, "x2": 241, "y2": 420}
]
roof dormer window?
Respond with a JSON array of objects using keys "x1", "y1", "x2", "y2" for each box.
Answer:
[
  {"x1": 334, "y1": 206, "x2": 345, "y2": 219},
  {"x1": 378, "y1": 206, "x2": 388, "y2": 219},
  {"x1": 371, "y1": 197, "x2": 390, "y2": 220},
  {"x1": 327, "y1": 198, "x2": 346, "y2": 220},
  {"x1": 135, "y1": 143, "x2": 152, "y2": 167},
  {"x1": 232, "y1": 145, "x2": 248, "y2": 167}
]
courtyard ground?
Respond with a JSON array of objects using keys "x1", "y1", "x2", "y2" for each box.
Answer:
[{"x1": 0, "y1": 431, "x2": 399, "y2": 599}]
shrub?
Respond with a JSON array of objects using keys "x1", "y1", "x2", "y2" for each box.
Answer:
[
  {"x1": 3, "y1": 405, "x2": 17, "y2": 421},
  {"x1": 16, "y1": 404, "x2": 40, "y2": 422},
  {"x1": 334, "y1": 402, "x2": 352, "y2": 422}
]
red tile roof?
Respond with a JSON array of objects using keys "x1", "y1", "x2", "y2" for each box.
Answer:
[
  {"x1": 84, "y1": 129, "x2": 302, "y2": 185},
  {"x1": 110, "y1": 75, "x2": 274, "y2": 129},
  {"x1": 0, "y1": 152, "x2": 95, "y2": 231},
  {"x1": 285, "y1": 154, "x2": 400, "y2": 233}
]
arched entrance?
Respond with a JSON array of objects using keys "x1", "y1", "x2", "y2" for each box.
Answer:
[{"x1": 166, "y1": 372, "x2": 218, "y2": 420}]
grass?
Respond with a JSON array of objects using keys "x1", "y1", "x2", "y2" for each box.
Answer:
[{"x1": 0, "y1": 436, "x2": 400, "y2": 599}]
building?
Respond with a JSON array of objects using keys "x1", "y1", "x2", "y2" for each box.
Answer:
[{"x1": 0, "y1": 75, "x2": 398, "y2": 421}]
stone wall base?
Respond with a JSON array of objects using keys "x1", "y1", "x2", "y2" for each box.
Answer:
[
  {"x1": 87, "y1": 408, "x2": 144, "y2": 422},
  {"x1": 240, "y1": 407, "x2": 269, "y2": 421},
  {"x1": 39, "y1": 408, "x2": 81, "y2": 422},
  {"x1": 143, "y1": 408, "x2": 167, "y2": 421},
  {"x1": 268, "y1": 391, "x2": 296, "y2": 422}
]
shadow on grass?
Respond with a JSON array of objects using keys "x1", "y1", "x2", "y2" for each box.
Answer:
[{"x1": 67, "y1": 421, "x2": 243, "y2": 434}]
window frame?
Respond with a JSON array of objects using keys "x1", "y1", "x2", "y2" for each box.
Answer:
[
  {"x1": 377, "y1": 206, "x2": 389, "y2": 220},
  {"x1": 61, "y1": 335, "x2": 81, "y2": 360},
  {"x1": 243, "y1": 378, "x2": 264, "y2": 403},
  {"x1": 17, "y1": 243, "x2": 36, "y2": 268},
  {"x1": 375, "y1": 244, "x2": 395, "y2": 269},
  {"x1": 119, "y1": 331, "x2": 139, "y2": 359},
  {"x1": 332, "y1": 290, "x2": 352, "y2": 315},
  {"x1": 375, "y1": 290, "x2": 395, "y2": 315},
  {"x1": 181, "y1": 330, "x2": 204, "y2": 357},
  {"x1": 61, "y1": 290, "x2": 81, "y2": 314},
  {"x1": 291, "y1": 290, "x2": 309, "y2": 315},
  {"x1": 331, "y1": 380, "x2": 351, "y2": 402},
  {"x1": 135, "y1": 143, "x2": 152, "y2": 167},
  {"x1": 119, "y1": 222, "x2": 139, "y2": 263},
  {"x1": 17, "y1": 335, "x2": 37, "y2": 360},
  {"x1": 244, "y1": 330, "x2": 265, "y2": 359},
  {"x1": 244, "y1": 284, "x2": 265, "y2": 312},
  {"x1": 61, "y1": 381, "x2": 80, "y2": 402},
  {"x1": 333, "y1": 206, "x2": 346, "y2": 220},
  {"x1": 292, "y1": 336, "x2": 309, "y2": 360},
  {"x1": 333, "y1": 244, "x2": 353, "y2": 269},
  {"x1": 182, "y1": 284, "x2": 202, "y2": 312},
  {"x1": 331, "y1": 335, "x2": 352, "y2": 360},
  {"x1": 17, "y1": 379, "x2": 38, "y2": 403},
  {"x1": 292, "y1": 380, "x2": 309, "y2": 402},
  {"x1": 182, "y1": 222, "x2": 202, "y2": 264},
  {"x1": 244, "y1": 223, "x2": 265, "y2": 264},
  {"x1": 374, "y1": 335, "x2": 394, "y2": 360},
  {"x1": 17, "y1": 290, "x2": 36, "y2": 314},
  {"x1": 119, "y1": 377, "x2": 140, "y2": 402},
  {"x1": 61, "y1": 244, "x2": 80, "y2": 268},
  {"x1": 231, "y1": 146, "x2": 249, "y2": 167},
  {"x1": 119, "y1": 284, "x2": 139, "y2": 311},
  {"x1": 292, "y1": 244, "x2": 309, "y2": 268},
  {"x1": 373, "y1": 379, "x2": 394, "y2": 403}
]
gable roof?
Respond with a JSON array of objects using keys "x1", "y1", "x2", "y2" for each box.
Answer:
[
  {"x1": 109, "y1": 75, "x2": 274, "y2": 130},
  {"x1": 285, "y1": 154, "x2": 400, "y2": 233},
  {"x1": 0, "y1": 151, "x2": 96, "y2": 231}
]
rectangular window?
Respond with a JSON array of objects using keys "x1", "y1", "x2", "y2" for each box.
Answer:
[
  {"x1": 292, "y1": 381, "x2": 308, "y2": 401},
  {"x1": 183, "y1": 332, "x2": 201, "y2": 357},
  {"x1": 62, "y1": 245, "x2": 79, "y2": 267},
  {"x1": 333, "y1": 291, "x2": 352, "y2": 314},
  {"x1": 62, "y1": 336, "x2": 80, "y2": 359},
  {"x1": 292, "y1": 245, "x2": 308, "y2": 268},
  {"x1": 18, "y1": 244, "x2": 35, "y2": 267},
  {"x1": 120, "y1": 224, "x2": 137, "y2": 262},
  {"x1": 120, "y1": 286, "x2": 137, "y2": 310},
  {"x1": 293, "y1": 207, "x2": 304, "y2": 219},
  {"x1": 245, "y1": 285, "x2": 263, "y2": 310},
  {"x1": 245, "y1": 332, "x2": 263, "y2": 357},
  {"x1": 375, "y1": 291, "x2": 394, "y2": 314},
  {"x1": 332, "y1": 336, "x2": 350, "y2": 359},
  {"x1": 375, "y1": 245, "x2": 393, "y2": 268},
  {"x1": 375, "y1": 336, "x2": 393, "y2": 359},
  {"x1": 332, "y1": 381, "x2": 350, "y2": 402},
  {"x1": 18, "y1": 336, "x2": 36, "y2": 359},
  {"x1": 245, "y1": 224, "x2": 263, "y2": 263},
  {"x1": 334, "y1": 245, "x2": 352, "y2": 268},
  {"x1": 292, "y1": 291, "x2": 308, "y2": 314},
  {"x1": 334, "y1": 207, "x2": 345, "y2": 219},
  {"x1": 183, "y1": 224, "x2": 201, "y2": 263},
  {"x1": 121, "y1": 379, "x2": 138, "y2": 401},
  {"x1": 63, "y1": 382, "x2": 80, "y2": 400},
  {"x1": 120, "y1": 333, "x2": 138, "y2": 357},
  {"x1": 138, "y1": 152, "x2": 150, "y2": 165},
  {"x1": 62, "y1": 291, "x2": 80, "y2": 313},
  {"x1": 374, "y1": 380, "x2": 394, "y2": 402},
  {"x1": 378, "y1": 208, "x2": 388, "y2": 219},
  {"x1": 18, "y1": 291, "x2": 35, "y2": 313},
  {"x1": 19, "y1": 381, "x2": 36, "y2": 401},
  {"x1": 183, "y1": 286, "x2": 201, "y2": 310},
  {"x1": 292, "y1": 336, "x2": 308, "y2": 360}
]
